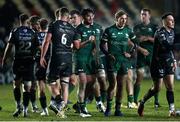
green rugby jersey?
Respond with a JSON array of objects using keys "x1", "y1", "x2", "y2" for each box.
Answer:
[
  {"x1": 101, "y1": 24, "x2": 136, "y2": 58},
  {"x1": 74, "y1": 23, "x2": 103, "y2": 60},
  {"x1": 133, "y1": 23, "x2": 158, "y2": 53}
]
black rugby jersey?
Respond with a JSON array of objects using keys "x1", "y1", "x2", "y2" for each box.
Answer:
[
  {"x1": 48, "y1": 20, "x2": 76, "y2": 55},
  {"x1": 153, "y1": 27, "x2": 175, "y2": 60},
  {"x1": 9, "y1": 26, "x2": 38, "y2": 60}
]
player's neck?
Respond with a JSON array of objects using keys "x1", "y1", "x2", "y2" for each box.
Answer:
[
  {"x1": 20, "y1": 23, "x2": 28, "y2": 27},
  {"x1": 164, "y1": 26, "x2": 172, "y2": 33},
  {"x1": 57, "y1": 16, "x2": 68, "y2": 22},
  {"x1": 82, "y1": 21, "x2": 93, "y2": 28},
  {"x1": 142, "y1": 20, "x2": 150, "y2": 25}
]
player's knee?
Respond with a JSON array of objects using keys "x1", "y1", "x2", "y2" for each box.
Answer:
[
  {"x1": 97, "y1": 69, "x2": 106, "y2": 78},
  {"x1": 137, "y1": 68, "x2": 145, "y2": 75},
  {"x1": 40, "y1": 91, "x2": 45, "y2": 97},
  {"x1": 23, "y1": 81, "x2": 32, "y2": 92},
  {"x1": 61, "y1": 77, "x2": 69, "y2": 85}
]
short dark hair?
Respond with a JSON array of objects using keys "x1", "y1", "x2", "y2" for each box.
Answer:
[
  {"x1": 55, "y1": 7, "x2": 69, "y2": 18},
  {"x1": 39, "y1": 18, "x2": 48, "y2": 30},
  {"x1": 141, "y1": 8, "x2": 151, "y2": 14},
  {"x1": 81, "y1": 8, "x2": 95, "y2": 17},
  {"x1": 70, "y1": 10, "x2": 81, "y2": 16},
  {"x1": 19, "y1": 13, "x2": 29, "y2": 24},
  {"x1": 29, "y1": 15, "x2": 40, "y2": 25},
  {"x1": 161, "y1": 12, "x2": 173, "y2": 20},
  {"x1": 115, "y1": 9, "x2": 128, "y2": 21}
]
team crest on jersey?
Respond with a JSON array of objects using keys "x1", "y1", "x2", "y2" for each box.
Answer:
[
  {"x1": 23, "y1": 29, "x2": 27, "y2": 33},
  {"x1": 148, "y1": 28, "x2": 152, "y2": 32},
  {"x1": 96, "y1": 29, "x2": 100, "y2": 33},
  {"x1": 125, "y1": 33, "x2": 129, "y2": 38},
  {"x1": 82, "y1": 32, "x2": 87, "y2": 37},
  {"x1": 41, "y1": 33, "x2": 45, "y2": 37},
  {"x1": 111, "y1": 33, "x2": 116, "y2": 38},
  {"x1": 118, "y1": 32, "x2": 123, "y2": 35},
  {"x1": 63, "y1": 22, "x2": 67, "y2": 25}
]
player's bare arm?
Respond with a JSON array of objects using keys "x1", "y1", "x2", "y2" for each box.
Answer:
[{"x1": 40, "y1": 33, "x2": 52, "y2": 68}]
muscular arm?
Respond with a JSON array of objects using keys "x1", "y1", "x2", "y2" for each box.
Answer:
[
  {"x1": 2, "y1": 43, "x2": 14, "y2": 67},
  {"x1": 74, "y1": 36, "x2": 95, "y2": 49},
  {"x1": 40, "y1": 33, "x2": 52, "y2": 67},
  {"x1": 100, "y1": 40, "x2": 109, "y2": 56}
]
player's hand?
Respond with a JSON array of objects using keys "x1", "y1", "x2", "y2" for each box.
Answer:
[
  {"x1": 89, "y1": 35, "x2": 96, "y2": 43},
  {"x1": 40, "y1": 57, "x2": 47, "y2": 68},
  {"x1": 141, "y1": 48, "x2": 149, "y2": 56},
  {"x1": 178, "y1": 60, "x2": 180, "y2": 67},
  {"x1": 124, "y1": 52, "x2": 131, "y2": 58},
  {"x1": 107, "y1": 54, "x2": 116, "y2": 62},
  {"x1": 173, "y1": 61, "x2": 177, "y2": 72},
  {"x1": 139, "y1": 36, "x2": 148, "y2": 42}
]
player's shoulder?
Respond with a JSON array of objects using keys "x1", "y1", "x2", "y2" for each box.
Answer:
[
  {"x1": 76, "y1": 23, "x2": 84, "y2": 31},
  {"x1": 14, "y1": 26, "x2": 34, "y2": 33},
  {"x1": 133, "y1": 22, "x2": 142, "y2": 28},
  {"x1": 154, "y1": 27, "x2": 165, "y2": 36},
  {"x1": 149, "y1": 22, "x2": 158, "y2": 28},
  {"x1": 93, "y1": 22, "x2": 102, "y2": 29},
  {"x1": 105, "y1": 24, "x2": 115, "y2": 31}
]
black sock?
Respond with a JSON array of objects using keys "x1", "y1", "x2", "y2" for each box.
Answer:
[
  {"x1": 51, "y1": 96, "x2": 55, "y2": 101},
  {"x1": 166, "y1": 91, "x2": 174, "y2": 105},
  {"x1": 13, "y1": 87, "x2": 21, "y2": 108},
  {"x1": 115, "y1": 101, "x2": 121, "y2": 111},
  {"x1": 39, "y1": 96, "x2": 47, "y2": 109},
  {"x1": 30, "y1": 89, "x2": 36, "y2": 106},
  {"x1": 95, "y1": 96, "x2": 101, "y2": 102},
  {"x1": 55, "y1": 95, "x2": 62, "y2": 104},
  {"x1": 23, "y1": 92, "x2": 30, "y2": 108},
  {"x1": 142, "y1": 89, "x2": 157, "y2": 104}
]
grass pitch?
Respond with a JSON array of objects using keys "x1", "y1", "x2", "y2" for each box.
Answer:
[{"x1": 0, "y1": 79, "x2": 180, "y2": 121}]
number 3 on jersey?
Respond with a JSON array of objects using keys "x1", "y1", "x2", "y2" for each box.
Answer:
[{"x1": 61, "y1": 34, "x2": 67, "y2": 45}]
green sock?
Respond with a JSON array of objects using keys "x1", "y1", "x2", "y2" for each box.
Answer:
[
  {"x1": 134, "y1": 84, "x2": 140, "y2": 103},
  {"x1": 107, "y1": 98, "x2": 113, "y2": 110},
  {"x1": 154, "y1": 93, "x2": 159, "y2": 104},
  {"x1": 128, "y1": 95, "x2": 134, "y2": 103},
  {"x1": 101, "y1": 91, "x2": 107, "y2": 103}
]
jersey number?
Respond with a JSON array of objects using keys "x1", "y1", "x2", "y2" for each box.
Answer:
[
  {"x1": 61, "y1": 34, "x2": 67, "y2": 45},
  {"x1": 19, "y1": 41, "x2": 31, "y2": 51}
]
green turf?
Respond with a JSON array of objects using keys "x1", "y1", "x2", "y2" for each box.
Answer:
[{"x1": 0, "y1": 79, "x2": 180, "y2": 121}]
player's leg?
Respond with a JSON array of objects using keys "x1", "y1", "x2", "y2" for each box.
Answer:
[
  {"x1": 114, "y1": 64, "x2": 129, "y2": 117},
  {"x1": 104, "y1": 72, "x2": 116, "y2": 116},
  {"x1": 69, "y1": 74, "x2": 77, "y2": 103},
  {"x1": 92, "y1": 80, "x2": 106, "y2": 113},
  {"x1": 22, "y1": 81, "x2": 32, "y2": 117},
  {"x1": 164, "y1": 74, "x2": 176, "y2": 116},
  {"x1": 12, "y1": 61, "x2": 23, "y2": 117},
  {"x1": 134, "y1": 67, "x2": 144, "y2": 104},
  {"x1": 138, "y1": 78, "x2": 162, "y2": 116},
  {"x1": 13, "y1": 79, "x2": 22, "y2": 117},
  {"x1": 126, "y1": 69, "x2": 137, "y2": 108},
  {"x1": 36, "y1": 66, "x2": 49, "y2": 116},
  {"x1": 97, "y1": 67, "x2": 107, "y2": 103},
  {"x1": 30, "y1": 80, "x2": 39, "y2": 113},
  {"x1": 38, "y1": 79, "x2": 48, "y2": 116}
]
